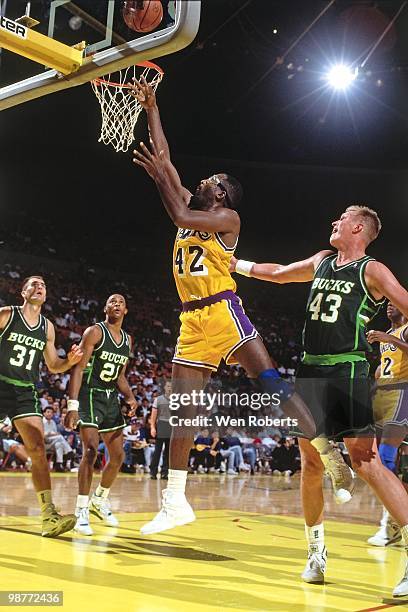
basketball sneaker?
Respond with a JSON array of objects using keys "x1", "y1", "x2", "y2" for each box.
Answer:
[
  {"x1": 89, "y1": 494, "x2": 119, "y2": 527},
  {"x1": 74, "y1": 507, "x2": 93, "y2": 536},
  {"x1": 140, "y1": 489, "x2": 196, "y2": 535},
  {"x1": 320, "y1": 448, "x2": 355, "y2": 504},
  {"x1": 42, "y1": 506, "x2": 76, "y2": 538},
  {"x1": 393, "y1": 560, "x2": 408, "y2": 597},
  {"x1": 368, "y1": 509, "x2": 401, "y2": 546},
  {"x1": 301, "y1": 545, "x2": 327, "y2": 584}
]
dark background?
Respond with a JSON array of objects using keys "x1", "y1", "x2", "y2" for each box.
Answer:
[{"x1": 0, "y1": 0, "x2": 407, "y2": 301}]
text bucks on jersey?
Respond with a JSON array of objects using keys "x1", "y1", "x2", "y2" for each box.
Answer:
[
  {"x1": 84, "y1": 322, "x2": 131, "y2": 390},
  {"x1": 303, "y1": 255, "x2": 385, "y2": 356},
  {"x1": 0, "y1": 306, "x2": 47, "y2": 386}
]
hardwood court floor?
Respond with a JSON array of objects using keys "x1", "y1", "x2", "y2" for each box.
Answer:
[{"x1": 0, "y1": 472, "x2": 407, "y2": 612}]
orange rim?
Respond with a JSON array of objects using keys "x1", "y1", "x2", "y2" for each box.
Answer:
[{"x1": 92, "y1": 61, "x2": 164, "y2": 88}]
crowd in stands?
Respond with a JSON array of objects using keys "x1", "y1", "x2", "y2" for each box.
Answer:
[{"x1": 0, "y1": 257, "x2": 361, "y2": 476}]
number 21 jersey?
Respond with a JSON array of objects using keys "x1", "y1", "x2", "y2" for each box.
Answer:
[
  {"x1": 83, "y1": 322, "x2": 131, "y2": 390},
  {"x1": 303, "y1": 254, "x2": 385, "y2": 356}
]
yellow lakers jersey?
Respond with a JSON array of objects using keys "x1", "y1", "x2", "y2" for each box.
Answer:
[
  {"x1": 173, "y1": 229, "x2": 237, "y2": 302},
  {"x1": 378, "y1": 322, "x2": 408, "y2": 385}
]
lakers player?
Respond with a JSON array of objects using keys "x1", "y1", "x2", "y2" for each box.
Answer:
[
  {"x1": 130, "y1": 78, "x2": 325, "y2": 537},
  {"x1": 0, "y1": 276, "x2": 82, "y2": 536},
  {"x1": 66, "y1": 295, "x2": 136, "y2": 535},
  {"x1": 231, "y1": 208, "x2": 408, "y2": 596},
  {"x1": 367, "y1": 302, "x2": 408, "y2": 547}
]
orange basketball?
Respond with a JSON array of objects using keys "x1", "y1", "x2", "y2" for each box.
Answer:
[{"x1": 123, "y1": 1, "x2": 164, "y2": 34}]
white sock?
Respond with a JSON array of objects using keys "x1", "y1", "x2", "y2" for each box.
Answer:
[
  {"x1": 94, "y1": 484, "x2": 110, "y2": 499},
  {"x1": 305, "y1": 523, "x2": 325, "y2": 554},
  {"x1": 167, "y1": 469, "x2": 187, "y2": 494},
  {"x1": 311, "y1": 437, "x2": 332, "y2": 455},
  {"x1": 401, "y1": 524, "x2": 408, "y2": 552},
  {"x1": 76, "y1": 495, "x2": 89, "y2": 509}
]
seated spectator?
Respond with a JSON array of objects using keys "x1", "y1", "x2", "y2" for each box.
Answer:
[
  {"x1": 270, "y1": 437, "x2": 300, "y2": 477},
  {"x1": 0, "y1": 419, "x2": 31, "y2": 470},
  {"x1": 122, "y1": 418, "x2": 149, "y2": 474},
  {"x1": 192, "y1": 428, "x2": 218, "y2": 473},
  {"x1": 222, "y1": 428, "x2": 250, "y2": 472},
  {"x1": 43, "y1": 407, "x2": 74, "y2": 472}
]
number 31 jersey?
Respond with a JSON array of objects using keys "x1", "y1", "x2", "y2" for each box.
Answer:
[
  {"x1": 0, "y1": 306, "x2": 47, "y2": 386},
  {"x1": 173, "y1": 229, "x2": 237, "y2": 302},
  {"x1": 303, "y1": 254, "x2": 385, "y2": 356},
  {"x1": 83, "y1": 322, "x2": 131, "y2": 390}
]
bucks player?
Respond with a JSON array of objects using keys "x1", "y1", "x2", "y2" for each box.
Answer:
[
  {"x1": 130, "y1": 77, "x2": 323, "y2": 537},
  {"x1": 0, "y1": 275, "x2": 82, "y2": 537},
  {"x1": 367, "y1": 302, "x2": 408, "y2": 547},
  {"x1": 66, "y1": 294, "x2": 136, "y2": 535},
  {"x1": 232, "y1": 206, "x2": 408, "y2": 597}
]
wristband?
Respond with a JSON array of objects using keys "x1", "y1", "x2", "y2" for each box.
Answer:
[
  {"x1": 67, "y1": 399, "x2": 79, "y2": 412},
  {"x1": 235, "y1": 259, "x2": 255, "y2": 277}
]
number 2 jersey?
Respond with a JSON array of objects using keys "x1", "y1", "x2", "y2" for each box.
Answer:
[
  {"x1": 303, "y1": 254, "x2": 385, "y2": 362},
  {"x1": 377, "y1": 322, "x2": 408, "y2": 386},
  {"x1": 0, "y1": 306, "x2": 47, "y2": 386},
  {"x1": 173, "y1": 228, "x2": 237, "y2": 302},
  {"x1": 82, "y1": 322, "x2": 131, "y2": 391}
]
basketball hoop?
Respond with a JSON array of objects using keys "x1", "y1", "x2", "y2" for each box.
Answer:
[{"x1": 91, "y1": 61, "x2": 164, "y2": 153}]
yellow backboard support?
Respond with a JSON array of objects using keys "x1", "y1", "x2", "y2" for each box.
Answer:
[{"x1": 0, "y1": 16, "x2": 83, "y2": 75}]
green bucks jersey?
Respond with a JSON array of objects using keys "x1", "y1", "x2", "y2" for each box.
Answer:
[
  {"x1": 83, "y1": 322, "x2": 131, "y2": 390},
  {"x1": 302, "y1": 254, "x2": 385, "y2": 363},
  {"x1": 0, "y1": 306, "x2": 48, "y2": 386}
]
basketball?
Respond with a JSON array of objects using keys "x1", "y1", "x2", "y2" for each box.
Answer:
[{"x1": 122, "y1": 1, "x2": 164, "y2": 34}]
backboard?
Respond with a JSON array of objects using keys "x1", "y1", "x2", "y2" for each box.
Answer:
[{"x1": 0, "y1": 0, "x2": 201, "y2": 110}]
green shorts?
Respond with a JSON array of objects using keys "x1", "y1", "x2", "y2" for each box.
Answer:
[
  {"x1": 78, "y1": 386, "x2": 125, "y2": 433},
  {"x1": 0, "y1": 379, "x2": 42, "y2": 423},
  {"x1": 295, "y1": 360, "x2": 374, "y2": 439}
]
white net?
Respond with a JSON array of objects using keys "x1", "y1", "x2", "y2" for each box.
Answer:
[{"x1": 91, "y1": 63, "x2": 163, "y2": 153}]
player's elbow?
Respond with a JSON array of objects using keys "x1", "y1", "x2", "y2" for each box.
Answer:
[{"x1": 172, "y1": 212, "x2": 187, "y2": 228}]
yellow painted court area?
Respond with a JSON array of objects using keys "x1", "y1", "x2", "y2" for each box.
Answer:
[{"x1": 1, "y1": 487, "x2": 407, "y2": 612}]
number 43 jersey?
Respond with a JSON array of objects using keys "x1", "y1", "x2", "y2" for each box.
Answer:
[
  {"x1": 303, "y1": 254, "x2": 385, "y2": 359},
  {"x1": 173, "y1": 229, "x2": 237, "y2": 302},
  {"x1": 83, "y1": 322, "x2": 131, "y2": 391}
]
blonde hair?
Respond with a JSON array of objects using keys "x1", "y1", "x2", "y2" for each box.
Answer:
[{"x1": 346, "y1": 205, "x2": 382, "y2": 243}]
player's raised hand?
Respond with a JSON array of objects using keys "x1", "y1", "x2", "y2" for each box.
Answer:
[
  {"x1": 128, "y1": 75, "x2": 156, "y2": 109},
  {"x1": 229, "y1": 256, "x2": 238, "y2": 273},
  {"x1": 67, "y1": 344, "x2": 83, "y2": 366},
  {"x1": 133, "y1": 140, "x2": 166, "y2": 181},
  {"x1": 367, "y1": 330, "x2": 392, "y2": 344}
]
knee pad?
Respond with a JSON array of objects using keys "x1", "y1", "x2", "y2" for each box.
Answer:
[
  {"x1": 257, "y1": 368, "x2": 293, "y2": 404},
  {"x1": 399, "y1": 454, "x2": 408, "y2": 483},
  {"x1": 379, "y1": 443, "x2": 398, "y2": 473}
]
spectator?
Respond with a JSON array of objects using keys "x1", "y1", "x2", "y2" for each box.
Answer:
[
  {"x1": 43, "y1": 407, "x2": 74, "y2": 472},
  {"x1": 149, "y1": 381, "x2": 172, "y2": 480}
]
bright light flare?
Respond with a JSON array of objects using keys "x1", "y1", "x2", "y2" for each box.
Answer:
[{"x1": 326, "y1": 64, "x2": 357, "y2": 90}]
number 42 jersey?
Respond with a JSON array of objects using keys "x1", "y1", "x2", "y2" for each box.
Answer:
[
  {"x1": 303, "y1": 254, "x2": 385, "y2": 360},
  {"x1": 173, "y1": 229, "x2": 237, "y2": 302},
  {"x1": 83, "y1": 322, "x2": 131, "y2": 390}
]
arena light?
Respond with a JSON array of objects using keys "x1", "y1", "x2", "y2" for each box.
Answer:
[{"x1": 326, "y1": 64, "x2": 358, "y2": 90}]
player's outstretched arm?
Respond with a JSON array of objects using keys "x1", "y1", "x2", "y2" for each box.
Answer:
[
  {"x1": 231, "y1": 250, "x2": 333, "y2": 283},
  {"x1": 117, "y1": 365, "x2": 137, "y2": 417},
  {"x1": 43, "y1": 321, "x2": 83, "y2": 374},
  {"x1": 130, "y1": 77, "x2": 192, "y2": 204},
  {"x1": 366, "y1": 261, "x2": 408, "y2": 320},
  {"x1": 65, "y1": 325, "x2": 101, "y2": 429},
  {"x1": 133, "y1": 140, "x2": 240, "y2": 234}
]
